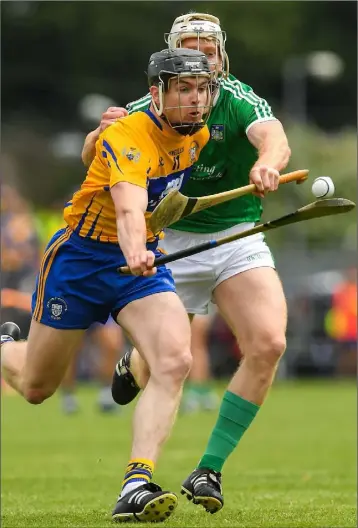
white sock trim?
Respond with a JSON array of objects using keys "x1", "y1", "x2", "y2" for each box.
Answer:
[{"x1": 120, "y1": 479, "x2": 147, "y2": 498}]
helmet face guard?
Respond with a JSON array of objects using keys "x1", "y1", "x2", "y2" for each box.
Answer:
[
  {"x1": 155, "y1": 72, "x2": 216, "y2": 136},
  {"x1": 148, "y1": 48, "x2": 217, "y2": 136},
  {"x1": 165, "y1": 13, "x2": 229, "y2": 79}
]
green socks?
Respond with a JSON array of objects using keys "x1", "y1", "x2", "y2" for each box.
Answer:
[{"x1": 198, "y1": 391, "x2": 260, "y2": 473}]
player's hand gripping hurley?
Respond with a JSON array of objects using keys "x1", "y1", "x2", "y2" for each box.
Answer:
[
  {"x1": 149, "y1": 169, "x2": 309, "y2": 234},
  {"x1": 119, "y1": 198, "x2": 355, "y2": 274}
]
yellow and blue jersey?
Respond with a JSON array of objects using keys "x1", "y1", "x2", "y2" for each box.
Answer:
[
  {"x1": 32, "y1": 109, "x2": 209, "y2": 330},
  {"x1": 64, "y1": 109, "x2": 209, "y2": 243}
]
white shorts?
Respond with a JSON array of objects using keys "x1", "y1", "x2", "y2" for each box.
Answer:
[{"x1": 159, "y1": 223, "x2": 275, "y2": 315}]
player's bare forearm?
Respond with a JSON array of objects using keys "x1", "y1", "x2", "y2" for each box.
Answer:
[
  {"x1": 253, "y1": 135, "x2": 291, "y2": 172},
  {"x1": 116, "y1": 208, "x2": 147, "y2": 261},
  {"x1": 246, "y1": 121, "x2": 291, "y2": 196},
  {"x1": 248, "y1": 120, "x2": 291, "y2": 172},
  {"x1": 82, "y1": 127, "x2": 100, "y2": 167},
  {"x1": 111, "y1": 182, "x2": 155, "y2": 276}
]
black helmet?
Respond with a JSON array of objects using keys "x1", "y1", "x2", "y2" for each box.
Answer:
[
  {"x1": 147, "y1": 48, "x2": 211, "y2": 88},
  {"x1": 147, "y1": 48, "x2": 215, "y2": 136}
]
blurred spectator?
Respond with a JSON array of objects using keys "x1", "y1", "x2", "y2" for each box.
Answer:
[
  {"x1": 1, "y1": 183, "x2": 41, "y2": 338},
  {"x1": 1, "y1": 188, "x2": 125, "y2": 409},
  {"x1": 35, "y1": 204, "x2": 65, "y2": 252},
  {"x1": 325, "y1": 268, "x2": 357, "y2": 376}
]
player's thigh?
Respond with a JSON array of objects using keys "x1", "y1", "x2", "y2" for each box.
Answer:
[
  {"x1": 116, "y1": 291, "x2": 191, "y2": 367},
  {"x1": 213, "y1": 267, "x2": 287, "y2": 345},
  {"x1": 23, "y1": 318, "x2": 85, "y2": 390}
]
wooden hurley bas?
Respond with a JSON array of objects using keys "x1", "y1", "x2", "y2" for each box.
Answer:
[
  {"x1": 118, "y1": 198, "x2": 355, "y2": 275},
  {"x1": 149, "y1": 169, "x2": 309, "y2": 234}
]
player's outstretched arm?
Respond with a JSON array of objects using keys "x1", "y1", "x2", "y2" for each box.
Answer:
[
  {"x1": 82, "y1": 127, "x2": 101, "y2": 167},
  {"x1": 81, "y1": 106, "x2": 128, "y2": 167},
  {"x1": 111, "y1": 182, "x2": 156, "y2": 277},
  {"x1": 247, "y1": 121, "x2": 291, "y2": 197}
]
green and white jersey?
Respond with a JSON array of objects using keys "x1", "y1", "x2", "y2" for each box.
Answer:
[{"x1": 126, "y1": 74, "x2": 277, "y2": 233}]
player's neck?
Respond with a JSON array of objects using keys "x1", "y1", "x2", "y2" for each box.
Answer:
[{"x1": 148, "y1": 104, "x2": 183, "y2": 138}]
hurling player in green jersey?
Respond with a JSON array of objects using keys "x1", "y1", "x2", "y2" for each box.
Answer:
[{"x1": 82, "y1": 12, "x2": 291, "y2": 514}]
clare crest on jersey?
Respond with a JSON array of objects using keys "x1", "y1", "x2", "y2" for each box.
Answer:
[
  {"x1": 210, "y1": 124, "x2": 224, "y2": 141},
  {"x1": 121, "y1": 146, "x2": 141, "y2": 163},
  {"x1": 189, "y1": 141, "x2": 199, "y2": 163}
]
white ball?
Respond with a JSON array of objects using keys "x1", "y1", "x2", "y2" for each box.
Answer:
[{"x1": 311, "y1": 177, "x2": 335, "y2": 198}]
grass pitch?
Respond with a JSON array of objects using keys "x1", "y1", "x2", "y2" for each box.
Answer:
[{"x1": 1, "y1": 380, "x2": 356, "y2": 527}]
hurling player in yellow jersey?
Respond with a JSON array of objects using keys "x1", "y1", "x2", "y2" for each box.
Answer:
[{"x1": 1, "y1": 48, "x2": 216, "y2": 522}]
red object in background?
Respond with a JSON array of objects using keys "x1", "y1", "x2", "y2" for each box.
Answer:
[
  {"x1": 212, "y1": 314, "x2": 243, "y2": 360},
  {"x1": 330, "y1": 279, "x2": 357, "y2": 341},
  {"x1": 1, "y1": 288, "x2": 32, "y2": 313}
]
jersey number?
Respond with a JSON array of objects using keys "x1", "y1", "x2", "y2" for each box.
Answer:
[{"x1": 172, "y1": 154, "x2": 180, "y2": 171}]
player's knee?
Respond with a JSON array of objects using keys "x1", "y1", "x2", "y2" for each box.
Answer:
[
  {"x1": 249, "y1": 332, "x2": 286, "y2": 366},
  {"x1": 178, "y1": 348, "x2": 193, "y2": 378},
  {"x1": 155, "y1": 346, "x2": 192, "y2": 384},
  {"x1": 266, "y1": 334, "x2": 286, "y2": 363},
  {"x1": 23, "y1": 385, "x2": 55, "y2": 405},
  {"x1": 263, "y1": 333, "x2": 286, "y2": 363}
]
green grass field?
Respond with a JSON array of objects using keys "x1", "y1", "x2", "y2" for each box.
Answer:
[{"x1": 1, "y1": 380, "x2": 356, "y2": 527}]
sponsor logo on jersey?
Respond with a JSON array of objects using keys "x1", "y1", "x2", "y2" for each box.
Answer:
[
  {"x1": 210, "y1": 124, "x2": 224, "y2": 141},
  {"x1": 169, "y1": 147, "x2": 184, "y2": 156},
  {"x1": 192, "y1": 164, "x2": 224, "y2": 180},
  {"x1": 147, "y1": 168, "x2": 192, "y2": 211}
]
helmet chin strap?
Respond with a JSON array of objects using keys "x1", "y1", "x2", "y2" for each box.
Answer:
[{"x1": 152, "y1": 82, "x2": 164, "y2": 116}]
